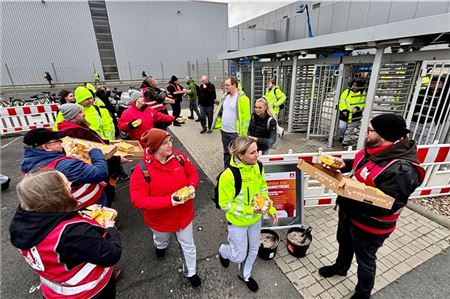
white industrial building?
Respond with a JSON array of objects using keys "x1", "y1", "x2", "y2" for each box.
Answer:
[
  {"x1": 1, "y1": 0, "x2": 228, "y2": 85},
  {"x1": 221, "y1": 0, "x2": 450, "y2": 148}
]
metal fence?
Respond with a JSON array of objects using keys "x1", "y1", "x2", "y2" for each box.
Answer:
[{"x1": 1, "y1": 59, "x2": 229, "y2": 87}]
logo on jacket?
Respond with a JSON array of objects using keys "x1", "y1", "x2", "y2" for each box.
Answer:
[{"x1": 360, "y1": 167, "x2": 369, "y2": 180}]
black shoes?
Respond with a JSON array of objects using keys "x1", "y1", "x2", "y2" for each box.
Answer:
[
  {"x1": 238, "y1": 275, "x2": 259, "y2": 292},
  {"x1": 219, "y1": 253, "x2": 230, "y2": 268},
  {"x1": 207, "y1": 130, "x2": 212, "y2": 134},
  {"x1": 350, "y1": 292, "x2": 370, "y2": 299},
  {"x1": 200, "y1": 129, "x2": 207, "y2": 134},
  {"x1": 187, "y1": 274, "x2": 202, "y2": 289},
  {"x1": 188, "y1": 116, "x2": 195, "y2": 119},
  {"x1": 195, "y1": 119, "x2": 201, "y2": 122},
  {"x1": 155, "y1": 248, "x2": 166, "y2": 260},
  {"x1": 318, "y1": 265, "x2": 348, "y2": 278},
  {"x1": 116, "y1": 173, "x2": 129, "y2": 183}
]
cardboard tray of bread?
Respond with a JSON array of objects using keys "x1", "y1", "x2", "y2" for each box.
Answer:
[
  {"x1": 173, "y1": 186, "x2": 195, "y2": 203},
  {"x1": 110, "y1": 140, "x2": 143, "y2": 160},
  {"x1": 62, "y1": 137, "x2": 117, "y2": 164},
  {"x1": 173, "y1": 90, "x2": 188, "y2": 95},
  {"x1": 297, "y1": 158, "x2": 395, "y2": 210},
  {"x1": 81, "y1": 204, "x2": 118, "y2": 225}
]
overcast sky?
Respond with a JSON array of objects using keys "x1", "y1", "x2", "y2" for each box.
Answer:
[{"x1": 208, "y1": 1, "x2": 297, "y2": 27}]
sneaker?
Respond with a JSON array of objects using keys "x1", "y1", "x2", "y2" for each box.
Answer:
[
  {"x1": 207, "y1": 130, "x2": 212, "y2": 134},
  {"x1": 350, "y1": 292, "x2": 370, "y2": 299},
  {"x1": 200, "y1": 129, "x2": 207, "y2": 134},
  {"x1": 187, "y1": 274, "x2": 202, "y2": 289},
  {"x1": 219, "y1": 253, "x2": 229, "y2": 268},
  {"x1": 238, "y1": 275, "x2": 258, "y2": 292},
  {"x1": 155, "y1": 248, "x2": 166, "y2": 260},
  {"x1": 318, "y1": 265, "x2": 347, "y2": 278},
  {"x1": 195, "y1": 119, "x2": 201, "y2": 122},
  {"x1": 188, "y1": 116, "x2": 195, "y2": 119}
]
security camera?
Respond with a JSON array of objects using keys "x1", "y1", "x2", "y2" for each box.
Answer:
[
  {"x1": 334, "y1": 70, "x2": 340, "y2": 76},
  {"x1": 391, "y1": 46, "x2": 400, "y2": 53},
  {"x1": 300, "y1": 50, "x2": 308, "y2": 57}
]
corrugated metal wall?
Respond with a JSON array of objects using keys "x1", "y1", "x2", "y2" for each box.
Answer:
[
  {"x1": 1, "y1": 1, "x2": 228, "y2": 85},
  {"x1": 105, "y1": 1, "x2": 228, "y2": 81},
  {"x1": 1, "y1": 0, "x2": 103, "y2": 85},
  {"x1": 233, "y1": 0, "x2": 450, "y2": 49}
]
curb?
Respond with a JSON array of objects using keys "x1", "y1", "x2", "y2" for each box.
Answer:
[{"x1": 407, "y1": 201, "x2": 450, "y2": 229}]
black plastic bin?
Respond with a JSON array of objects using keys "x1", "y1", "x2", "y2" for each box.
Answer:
[
  {"x1": 258, "y1": 229, "x2": 279, "y2": 260},
  {"x1": 286, "y1": 227, "x2": 312, "y2": 258}
]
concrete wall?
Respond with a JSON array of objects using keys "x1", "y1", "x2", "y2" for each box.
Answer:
[{"x1": 230, "y1": 0, "x2": 450, "y2": 50}]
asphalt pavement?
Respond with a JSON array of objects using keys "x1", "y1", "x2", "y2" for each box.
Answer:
[{"x1": 0, "y1": 134, "x2": 300, "y2": 299}]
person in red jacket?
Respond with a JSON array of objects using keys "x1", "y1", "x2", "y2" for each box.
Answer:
[
  {"x1": 118, "y1": 90, "x2": 175, "y2": 146},
  {"x1": 129, "y1": 128, "x2": 201, "y2": 289}
]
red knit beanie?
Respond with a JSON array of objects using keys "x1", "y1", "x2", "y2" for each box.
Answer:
[{"x1": 140, "y1": 128, "x2": 170, "y2": 153}]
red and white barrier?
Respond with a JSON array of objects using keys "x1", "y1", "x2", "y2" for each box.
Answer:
[
  {"x1": 0, "y1": 104, "x2": 58, "y2": 135},
  {"x1": 259, "y1": 144, "x2": 450, "y2": 207}
]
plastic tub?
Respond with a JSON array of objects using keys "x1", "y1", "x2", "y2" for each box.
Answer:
[{"x1": 258, "y1": 229, "x2": 279, "y2": 260}]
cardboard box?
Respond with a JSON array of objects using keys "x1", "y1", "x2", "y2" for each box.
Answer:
[
  {"x1": 111, "y1": 140, "x2": 144, "y2": 160},
  {"x1": 62, "y1": 137, "x2": 117, "y2": 164},
  {"x1": 297, "y1": 159, "x2": 395, "y2": 210}
]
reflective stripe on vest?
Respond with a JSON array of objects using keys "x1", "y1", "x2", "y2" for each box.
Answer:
[
  {"x1": 21, "y1": 216, "x2": 113, "y2": 298},
  {"x1": 44, "y1": 157, "x2": 105, "y2": 207},
  {"x1": 40, "y1": 266, "x2": 111, "y2": 296}
]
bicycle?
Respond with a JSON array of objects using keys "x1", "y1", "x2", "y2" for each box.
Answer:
[{"x1": 0, "y1": 96, "x2": 24, "y2": 107}]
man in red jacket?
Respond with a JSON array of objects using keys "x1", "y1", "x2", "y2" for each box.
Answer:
[
  {"x1": 319, "y1": 114, "x2": 425, "y2": 299},
  {"x1": 129, "y1": 128, "x2": 201, "y2": 289},
  {"x1": 118, "y1": 90, "x2": 175, "y2": 146}
]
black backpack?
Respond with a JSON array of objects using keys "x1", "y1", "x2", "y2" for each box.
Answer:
[
  {"x1": 139, "y1": 154, "x2": 185, "y2": 183},
  {"x1": 212, "y1": 161, "x2": 263, "y2": 209}
]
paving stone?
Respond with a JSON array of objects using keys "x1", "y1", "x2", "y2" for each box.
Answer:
[
  {"x1": 319, "y1": 278, "x2": 332, "y2": 291},
  {"x1": 393, "y1": 262, "x2": 412, "y2": 276},
  {"x1": 373, "y1": 275, "x2": 390, "y2": 292},
  {"x1": 289, "y1": 260, "x2": 303, "y2": 271},
  {"x1": 275, "y1": 258, "x2": 291, "y2": 274},
  {"x1": 426, "y1": 244, "x2": 442, "y2": 255},
  {"x1": 307, "y1": 282, "x2": 325, "y2": 297},
  {"x1": 334, "y1": 280, "x2": 352, "y2": 297},
  {"x1": 382, "y1": 268, "x2": 401, "y2": 282},
  {"x1": 294, "y1": 268, "x2": 309, "y2": 280}
]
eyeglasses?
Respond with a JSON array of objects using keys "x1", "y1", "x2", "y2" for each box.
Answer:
[{"x1": 45, "y1": 139, "x2": 62, "y2": 145}]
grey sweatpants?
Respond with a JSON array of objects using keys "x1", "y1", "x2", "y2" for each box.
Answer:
[
  {"x1": 338, "y1": 120, "x2": 360, "y2": 144},
  {"x1": 219, "y1": 219, "x2": 261, "y2": 280},
  {"x1": 151, "y1": 221, "x2": 197, "y2": 277}
]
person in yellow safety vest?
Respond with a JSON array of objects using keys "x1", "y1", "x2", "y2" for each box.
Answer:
[
  {"x1": 93, "y1": 70, "x2": 100, "y2": 84},
  {"x1": 338, "y1": 80, "x2": 366, "y2": 146},
  {"x1": 237, "y1": 81, "x2": 243, "y2": 90},
  {"x1": 74, "y1": 86, "x2": 115, "y2": 141},
  {"x1": 264, "y1": 78, "x2": 287, "y2": 117},
  {"x1": 212, "y1": 76, "x2": 251, "y2": 168},
  {"x1": 85, "y1": 83, "x2": 116, "y2": 140}
]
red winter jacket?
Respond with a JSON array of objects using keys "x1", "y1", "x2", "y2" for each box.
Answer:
[
  {"x1": 118, "y1": 103, "x2": 175, "y2": 146},
  {"x1": 130, "y1": 149, "x2": 199, "y2": 232}
]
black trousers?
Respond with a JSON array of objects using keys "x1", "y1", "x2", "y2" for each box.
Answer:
[
  {"x1": 221, "y1": 130, "x2": 238, "y2": 168},
  {"x1": 170, "y1": 102, "x2": 181, "y2": 118},
  {"x1": 200, "y1": 105, "x2": 214, "y2": 130},
  {"x1": 154, "y1": 108, "x2": 169, "y2": 130},
  {"x1": 92, "y1": 277, "x2": 116, "y2": 299},
  {"x1": 335, "y1": 209, "x2": 388, "y2": 298}
]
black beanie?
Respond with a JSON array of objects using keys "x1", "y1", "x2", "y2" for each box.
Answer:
[
  {"x1": 170, "y1": 75, "x2": 178, "y2": 82},
  {"x1": 370, "y1": 114, "x2": 410, "y2": 142}
]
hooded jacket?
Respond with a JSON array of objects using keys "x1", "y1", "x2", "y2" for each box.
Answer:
[
  {"x1": 212, "y1": 89, "x2": 251, "y2": 136},
  {"x1": 186, "y1": 80, "x2": 199, "y2": 101},
  {"x1": 9, "y1": 206, "x2": 121, "y2": 272},
  {"x1": 337, "y1": 138, "x2": 424, "y2": 235},
  {"x1": 130, "y1": 149, "x2": 198, "y2": 232},
  {"x1": 22, "y1": 147, "x2": 108, "y2": 189},
  {"x1": 198, "y1": 81, "x2": 216, "y2": 107},
  {"x1": 118, "y1": 102, "x2": 175, "y2": 146},
  {"x1": 218, "y1": 156, "x2": 276, "y2": 227}
]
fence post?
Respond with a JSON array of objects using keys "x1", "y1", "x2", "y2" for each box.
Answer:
[
  {"x1": 207, "y1": 58, "x2": 210, "y2": 79},
  {"x1": 160, "y1": 61, "x2": 165, "y2": 81},
  {"x1": 4, "y1": 63, "x2": 15, "y2": 87},
  {"x1": 51, "y1": 62, "x2": 59, "y2": 83},
  {"x1": 187, "y1": 61, "x2": 191, "y2": 77},
  {"x1": 288, "y1": 56, "x2": 298, "y2": 133},
  {"x1": 221, "y1": 60, "x2": 225, "y2": 85},
  {"x1": 196, "y1": 59, "x2": 199, "y2": 80}
]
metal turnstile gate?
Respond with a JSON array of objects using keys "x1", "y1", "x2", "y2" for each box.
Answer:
[{"x1": 290, "y1": 64, "x2": 315, "y2": 132}]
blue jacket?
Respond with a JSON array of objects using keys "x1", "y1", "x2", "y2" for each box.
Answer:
[{"x1": 22, "y1": 147, "x2": 108, "y2": 189}]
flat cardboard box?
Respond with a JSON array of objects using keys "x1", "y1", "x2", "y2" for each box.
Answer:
[
  {"x1": 62, "y1": 137, "x2": 117, "y2": 164},
  {"x1": 111, "y1": 140, "x2": 144, "y2": 160},
  {"x1": 297, "y1": 159, "x2": 395, "y2": 210}
]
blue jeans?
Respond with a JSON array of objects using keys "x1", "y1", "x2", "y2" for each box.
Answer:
[{"x1": 335, "y1": 209, "x2": 388, "y2": 298}]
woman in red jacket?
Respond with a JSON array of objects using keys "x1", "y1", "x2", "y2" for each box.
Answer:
[
  {"x1": 129, "y1": 128, "x2": 201, "y2": 289},
  {"x1": 118, "y1": 90, "x2": 175, "y2": 146}
]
